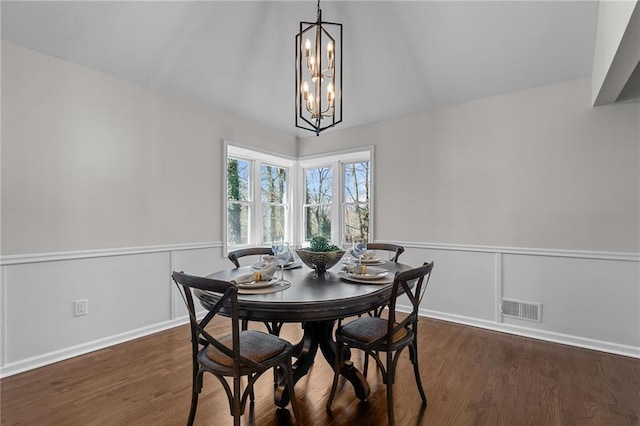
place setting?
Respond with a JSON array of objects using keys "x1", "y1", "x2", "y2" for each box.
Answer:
[
  {"x1": 359, "y1": 253, "x2": 386, "y2": 265},
  {"x1": 252, "y1": 254, "x2": 303, "y2": 271},
  {"x1": 228, "y1": 262, "x2": 282, "y2": 294},
  {"x1": 338, "y1": 263, "x2": 394, "y2": 284}
]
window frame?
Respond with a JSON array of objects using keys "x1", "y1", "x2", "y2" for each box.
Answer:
[
  {"x1": 224, "y1": 142, "x2": 373, "y2": 253},
  {"x1": 224, "y1": 142, "x2": 297, "y2": 252},
  {"x1": 298, "y1": 147, "x2": 374, "y2": 246}
]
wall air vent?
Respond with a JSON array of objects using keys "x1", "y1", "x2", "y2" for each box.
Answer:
[{"x1": 501, "y1": 298, "x2": 542, "y2": 322}]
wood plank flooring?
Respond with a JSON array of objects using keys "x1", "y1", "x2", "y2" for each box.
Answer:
[{"x1": 2, "y1": 317, "x2": 639, "y2": 425}]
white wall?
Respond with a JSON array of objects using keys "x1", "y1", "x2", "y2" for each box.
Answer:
[
  {"x1": 0, "y1": 42, "x2": 295, "y2": 376},
  {"x1": 300, "y1": 77, "x2": 640, "y2": 253},
  {"x1": 1, "y1": 41, "x2": 297, "y2": 255},
  {"x1": 300, "y1": 77, "x2": 640, "y2": 359}
]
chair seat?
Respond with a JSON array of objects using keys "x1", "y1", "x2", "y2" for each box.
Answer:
[
  {"x1": 204, "y1": 330, "x2": 287, "y2": 368},
  {"x1": 340, "y1": 316, "x2": 409, "y2": 345}
]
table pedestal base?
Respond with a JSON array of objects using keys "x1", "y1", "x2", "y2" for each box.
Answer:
[{"x1": 274, "y1": 320, "x2": 370, "y2": 407}]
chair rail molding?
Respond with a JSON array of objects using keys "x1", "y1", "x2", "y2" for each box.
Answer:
[
  {"x1": 0, "y1": 241, "x2": 223, "y2": 266},
  {"x1": 376, "y1": 240, "x2": 640, "y2": 262}
]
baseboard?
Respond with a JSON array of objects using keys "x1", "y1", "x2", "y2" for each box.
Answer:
[
  {"x1": 396, "y1": 304, "x2": 640, "y2": 359},
  {"x1": 0, "y1": 317, "x2": 190, "y2": 378},
  {"x1": 4, "y1": 306, "x2": 638, "y2": 379}
]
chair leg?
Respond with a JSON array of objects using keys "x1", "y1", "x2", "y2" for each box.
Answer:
[
  {"x1": 187, "y1": 367, "x2": 203, "y2": 426},
  {"x1": 386, "y1": 352, "x2": 395, "y2": 426},
  {"x1": 284, "y1": 359, "x2": 302, "y2": 423},
  {"x1": 326, "y1": 341, "x2": 343, "y2": 410},
  {"x1": 232, "y1": 377, "x2": 242, "y2": 425},
  {"x1": 410, "y1": 344, "x2": 427, "y2": 405},
  {"x1": 187, "y1": 376, "x2": 199, "y2": 426},
  {"x1": 363, "y1": 353, "x2": 369, "y2": 377}
]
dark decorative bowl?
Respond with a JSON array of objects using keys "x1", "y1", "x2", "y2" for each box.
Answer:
[{"x1": 296, "y1": 249, "x2": 345, "y2": 275}]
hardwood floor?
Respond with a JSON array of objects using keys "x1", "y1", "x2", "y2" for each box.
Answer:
[{"x1": 2, "y1": 317, "x2": 639, "y2": 425}]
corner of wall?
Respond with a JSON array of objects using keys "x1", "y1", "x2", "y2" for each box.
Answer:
[{"x1": 592, "y1": 0, "x2": 640, "y2": 106}]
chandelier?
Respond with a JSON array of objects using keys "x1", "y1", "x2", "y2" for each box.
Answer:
[{"x1": 295, "y1": 0, "x2": 342, "y2": 136}]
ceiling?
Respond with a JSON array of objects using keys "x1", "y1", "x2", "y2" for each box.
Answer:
[{"x1": 1, "y1": 1, "x2": 600, "y2": 138}]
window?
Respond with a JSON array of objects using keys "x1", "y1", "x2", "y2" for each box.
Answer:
[
  {"x1": 225, "y1": 144, "x2": 294, "y2": 250},
  {"x1": 343, "y1": 161, "x2": 370, "y2": 242},
  {"x1": 227, "y1": 157, "x2": 251, "y2": 246},
  {"x1": 300, "y1": 149, "x2": 372, "y2": 245},
  {"x1": 261, "y1": 164, "x2": 287, "y2": 243},
  {"x1": 303, "y1": 167, "x2": 332, "y2": 241},
  {"x1": 225, "y1": 142, "x2": 372, "y2": 252}
]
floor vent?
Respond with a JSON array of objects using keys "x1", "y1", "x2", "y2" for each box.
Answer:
[{"x1": 501, "y1": 298, "x2": 542, "y2": 322}]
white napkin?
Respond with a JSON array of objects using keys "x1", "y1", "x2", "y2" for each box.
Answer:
[
  {"x1": 343, "y1": 264, "x2": 385, "y2": 275},
  {"x1": 363, "y1": 250, "x2": 377, "y2": 260},
  {"x1": 351, "y1": 249, "x2": 376, "y2": 260},
  {"x1": 232, "y1": 262, "x2": 277, "y2": 285},
  {"x1": 361, "y1": 266, "x2": 385, "y2": 275}
]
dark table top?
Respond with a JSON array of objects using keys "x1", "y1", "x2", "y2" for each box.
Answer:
[{"x1": 202, "y1": 261, "x2": 412, "y2": 322}]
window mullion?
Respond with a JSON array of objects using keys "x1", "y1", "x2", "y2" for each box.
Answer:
[
  {"x1": 253, "y1": 159, "x2": 262, "y2": 246},
  {"x1": 333, "y1": 160, "x2": 341, "y2": 244}
]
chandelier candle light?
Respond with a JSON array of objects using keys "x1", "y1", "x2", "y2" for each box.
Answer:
[{"x1": 296, "y1": 0, "x2": 342, "y2": 136}]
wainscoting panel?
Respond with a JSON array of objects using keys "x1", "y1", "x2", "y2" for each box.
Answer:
[
  {"x1": 390, "y1": 242, "x2": 639, "y2": 358},
  {"x1": 501, "y1": 254, "x2": 640, "y2": 348},
  {"x1": 1, "y1": 241, "x2": 638, "y2": 377},
  {"x1": 171, "y1": 247, "x2": 229, "y2": 318},
  {"x1": 0, "y1": 243, "x2": 223, "y2": 377},
  {"x1": 400, "y1": 248, "x2": 497, "y2": 322}
]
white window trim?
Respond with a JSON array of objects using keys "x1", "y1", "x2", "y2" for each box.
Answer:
[
  {"x1": 224, "y1": 141, "x2": 373, "y2": 254},
  {"x1": 299, "y1": 146, "x2": 374, "y2": 247},
  {"x1": 224, "y1": 141, "x2": 297, "y2": 253}
]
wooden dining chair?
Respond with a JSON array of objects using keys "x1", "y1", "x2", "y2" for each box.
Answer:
[
  {"x1": 228, "y1": 247, "x2": 281, "y2": 332},
  {"x1": 326, "y1": 261, "x2": 434, "y2": 426},
  {"x1": 227, "y1": 247, "x2": 274, "y2": 268},
  {"x1": 366, "y1": 243, "x2": 404, "y2": 262},
  {"x1": 172, "y1": 271, "x2": 301, "y2": 426},
  {"x1": 359, "y1": 243, "x2": 406, "y2": 375}
]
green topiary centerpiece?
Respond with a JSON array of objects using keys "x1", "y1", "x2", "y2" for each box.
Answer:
[
  {"x1": 296, "y1": 236, "x2": 345, "y2": 275},
  {"x1": 309, "y1": 236, "x2": 340, "y2": 252}
]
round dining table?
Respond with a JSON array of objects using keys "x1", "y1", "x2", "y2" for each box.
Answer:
[{"x1": 199, "y1": 259, "x2": 413, "y2": 407}]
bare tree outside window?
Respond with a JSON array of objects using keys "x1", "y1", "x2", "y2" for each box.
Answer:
[
  {"x1": 343, "y1": 161, "x2": 370, "y2": 242},
  {"x1": 227, "y1": 157, "x2": 250, "y2": 246},
  {"x1": 304, "y1": 167, "x2": 332, "y2": 241},
  {"x1": 261, "y1": 164, "x2": 287, "y2": 243}
]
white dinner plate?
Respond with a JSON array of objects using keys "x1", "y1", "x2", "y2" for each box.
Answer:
[
  {"x1": 360, "y1": 257, "x2": 384, "y2": 264},
  {"x1": 348, "y1": 270, "x2": 389, "y2": 280},
  {"x1": 236, "y1": 279, "x2": 278, "y2": 289},
  {"x1": 338, "y1": 271, "x2": 394, "y2": 285},
  {"x1": 283, "y1": 261, "x2": 303, "y2": 270},
  {"x1": 252, "y1": 260, "x2": 302, "y2": 270}
]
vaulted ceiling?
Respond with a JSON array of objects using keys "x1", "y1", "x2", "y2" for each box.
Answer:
[{"x1": 1, "y1": 1, "x2": 599, "y2": 137}]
